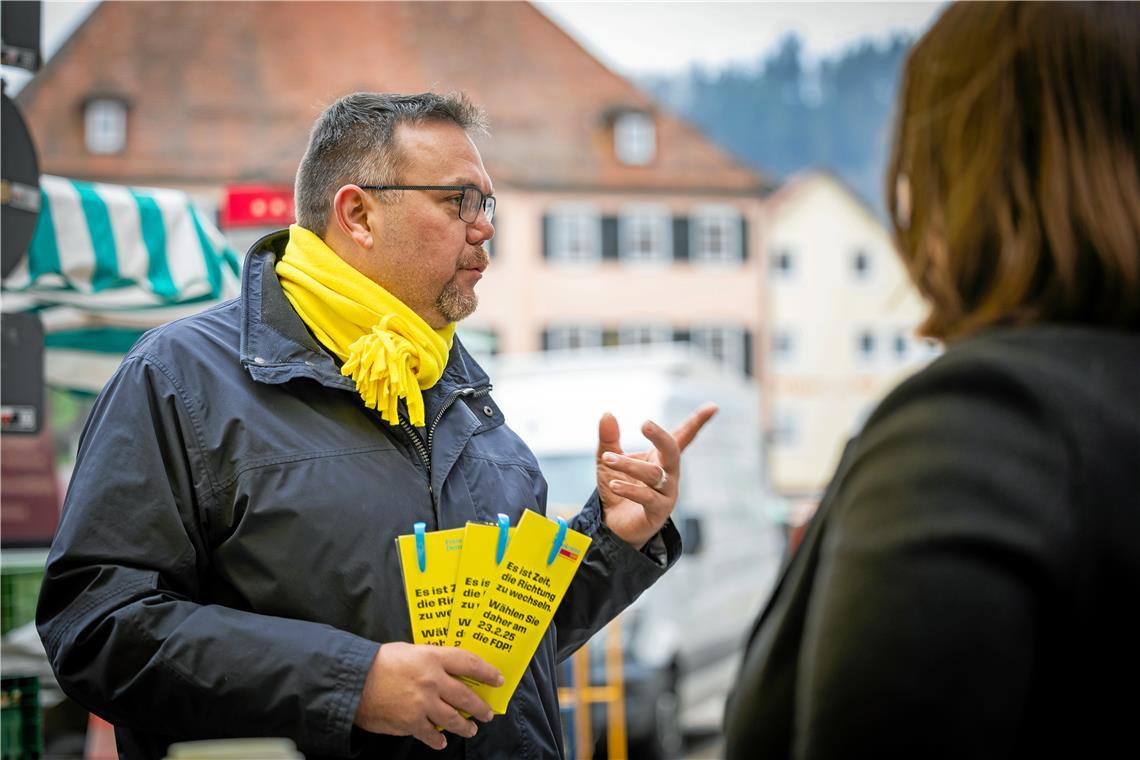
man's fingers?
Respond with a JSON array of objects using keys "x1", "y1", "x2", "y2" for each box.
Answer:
[
  {"x1": 641, "y1": 419, "x2": 681, "y2": 472},
  {"x1": 596, "y1": 412, "x2": 623, "y2": 459},
  {"x1": 427, "y1": 700, "x2": 478, "y2": 738},
  {"x1": 412, "y1": 719, "x2": 447, "y2": 750},
  {"x1": 440, "y1": 647, "x2": 504, "y2": 689},
  {"x1": 601, "y1": 453, "x2": 674, "y2": 493},
  {"x1": 672, "y1": 403, "x2": 718, "y2": 453},
  {"x1": 439, "y1": 676, "x2": 496, "y2": 723},
  {"x1": 607, "y1": 478, "x2": 671, "y2": 517}
]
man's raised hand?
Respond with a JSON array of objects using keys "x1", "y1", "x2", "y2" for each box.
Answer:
[{"x1": 595, "y1": 403, "x2": 718, "y2": 549}]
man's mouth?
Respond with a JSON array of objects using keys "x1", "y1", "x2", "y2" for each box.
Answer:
[{"x1": 460, "y1": 249, "x2": 489, "y2": 273}]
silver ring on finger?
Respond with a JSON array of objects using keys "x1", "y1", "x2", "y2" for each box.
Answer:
[{"x1": 652, "y1": 466, "x2": 668, "y2": 491}]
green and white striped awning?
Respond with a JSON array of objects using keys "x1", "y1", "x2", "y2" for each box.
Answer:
[{"x1": 2, "y1": 176, "x2": 242, "y2": 393}]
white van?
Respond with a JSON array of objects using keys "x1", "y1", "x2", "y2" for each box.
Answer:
[{"x1": 491, "y1": 345, "x2": 786, "y2": 759}]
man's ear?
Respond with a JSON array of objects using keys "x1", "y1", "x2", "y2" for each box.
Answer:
[{"x1": 330, "y1": 185, "x2": 378, "y2": 250}]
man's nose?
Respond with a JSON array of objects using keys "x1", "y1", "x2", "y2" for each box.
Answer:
[{"x1": 467, "y1": 212, "x2": 494, "y2": 245}]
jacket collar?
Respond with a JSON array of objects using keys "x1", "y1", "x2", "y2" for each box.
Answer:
[{"x1": 238, "y1": 229, "x2": 490, "y2": 394}]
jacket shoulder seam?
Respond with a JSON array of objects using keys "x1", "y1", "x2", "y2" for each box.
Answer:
[{"x1": 459, "y1": 451, "x2": 542, "y2": 474}]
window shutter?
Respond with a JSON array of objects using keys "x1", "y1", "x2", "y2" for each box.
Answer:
[
  {"x1": 602, "y1": 216, "x2": 619, "y2": 260},
  {"x1": 673, "y1": 328, "x2": 690, "y2": 344},
  {"x1": 541, "y1": 328, "x2": 551, "y2": 351},
  {"x1": 673, "y1": 216, "x2": 689, "y2": 261},
  {"x1": 743, "y1": 329, "x2": 753, "y2": 376},
  {"x1": 739, "y1": 217, "x2": 749, "y2": 261},
  {"x1": 542, "y1": 214, "x2": 551, "y2": 259}
]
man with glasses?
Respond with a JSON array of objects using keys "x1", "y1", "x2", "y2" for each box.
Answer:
[{"x1": 38, "y1": 91, "x2": 714, "y2": 759}]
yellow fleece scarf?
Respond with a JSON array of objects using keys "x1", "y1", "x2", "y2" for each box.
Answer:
[{"x1": 275, "y1": 225, "x2": 454, "y2": 427}]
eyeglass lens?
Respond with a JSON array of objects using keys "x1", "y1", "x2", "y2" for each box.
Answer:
[{"x1": 461, "y1": 188, "x2": 495, "y2": 223}]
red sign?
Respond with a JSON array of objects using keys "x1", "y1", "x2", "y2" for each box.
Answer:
[
  {"x1": 221, "y1": 184, "x2": 295, "y2": 228},
  {"x1": 1, "y1": 429, "x2": 62, "y2": 546}
]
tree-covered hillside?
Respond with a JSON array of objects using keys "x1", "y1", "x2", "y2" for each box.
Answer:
[{"x1": 643, "y1": 34, "x2": 911, "y2": 215}]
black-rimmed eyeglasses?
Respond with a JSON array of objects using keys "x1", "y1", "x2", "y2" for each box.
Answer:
[{"x1": 358, "y1": 184, "x2": 495, "y2": 224}]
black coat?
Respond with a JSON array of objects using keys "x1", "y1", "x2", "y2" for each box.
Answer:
[
  {"x1": 725, "y1": 325, "x2": 1140, "y2": 759},
  {"x1": 37, "y1": 231, "x2": 679, "y2": 759}
]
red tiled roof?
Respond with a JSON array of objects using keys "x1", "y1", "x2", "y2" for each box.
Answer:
[{"x1": 18, "y1": 1, "x2": 767, "y2": 193}]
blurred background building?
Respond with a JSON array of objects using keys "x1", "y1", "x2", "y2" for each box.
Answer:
[
  {"x1": 762, "y1": 170, "x2": 936, "y2": 501},
  {"x1": 15, "y1": 0, "x2": 771, "y2": 387},
  {"x1": 12, "y1": 0, "x2": 941, "y2": 502}
]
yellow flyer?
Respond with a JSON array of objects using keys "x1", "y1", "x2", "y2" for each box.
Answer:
[
  {"x1": 460, "y1": 509, "x2": 591, "y2": 714},
  {"x1": 445, "y1": 521, "x2": 516, "y2": 648},
  {"x1": 396, "y1": 525, "x2": 465, "y2": 645}
]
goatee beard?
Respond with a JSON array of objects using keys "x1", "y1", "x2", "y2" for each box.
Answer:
[
  {"x1": 436, "y1": 285, "x2": 478, "y2": 323},
  {"x1": 436, "y1": 247, "x2": 486, "y2": 322}
]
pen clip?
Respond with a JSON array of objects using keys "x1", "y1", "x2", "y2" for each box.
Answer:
[
  {"x1": 414, "y1": 522, "x2": 427, "y2": 573},
  {"x1": 546, "y1": 516, "x2": 568, "y2": 565},
  {"x1": 496, "y1": 513, "x2": 510, "y2": 565}
]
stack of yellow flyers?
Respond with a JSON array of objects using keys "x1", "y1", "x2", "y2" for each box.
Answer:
[{"x1": 396, "y1": 509, "x2": 591, "y2": 713}]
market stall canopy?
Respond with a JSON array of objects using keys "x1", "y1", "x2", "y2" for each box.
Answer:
[{"x1": 2, "y1": 175, "x2": 241, "y2": 393}]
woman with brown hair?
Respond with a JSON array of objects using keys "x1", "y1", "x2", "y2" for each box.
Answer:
[{"x1": 725, "y1": 3, "x2": 1139, "y2": 757}]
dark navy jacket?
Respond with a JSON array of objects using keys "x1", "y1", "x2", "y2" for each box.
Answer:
[{"x1": 38, "y1": 230, "x2": 679, "y2": 759}]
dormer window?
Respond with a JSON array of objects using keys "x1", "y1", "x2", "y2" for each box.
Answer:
[
  {"x1": 614, "y1": 111, "x2": 655, "y2": 165},
  {"x1": 84, "y1": 98, "x2": 127, "y2": 154}
]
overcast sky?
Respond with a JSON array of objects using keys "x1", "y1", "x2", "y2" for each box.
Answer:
[
  {"x1": 4, "y1": 1, "x2": 946, "y2": 90},
  {"x1": 536, "y1": 1, "x2": 945, "y2": 75}
]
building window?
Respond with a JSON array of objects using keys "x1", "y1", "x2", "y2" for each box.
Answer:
[
  {"x1": 457, "y1": 327, "x2": 499, "y2": 361},
  {"x1": 484, "y1": 216, "x2": 495, "y2": 258},
  {"x1": 852, "y1": 248, "x2": 873, "y2": 281},
  {"x1": 856, "y1": 329, "x2": 876, "y2": 363},
  {"x1": 691, "y1": 206, "x2": 742, "y2": 263},
  {"x1": 771, "y1": 328, "x2": 796, "y2": 365},
  {"x1": 544, "y1": 324, "x2": 603, "y2": 352},
  {"x1": 547, "y1": 207, "x2": 601, "y2": 262},
  {"x1": 892, "y1": 330, "x2": 909, "y2": 361},
  {"x1": 614, "y1": 111, "x2": 656, "y2": 165},
  {"x1": 691, "y1": 325, "x2": 748, "y2": 375},
  {"x1": 619, "y1": 206, "x2": 671, "y2": 264},
  {"x1": 770, "y1": 247, "x2": 795, "y2": 279},
  {"x1": 618, "y1": 323, "x2": 672, "y2": 346},
  {"x1": 84, "y1": 98, "x2": 128, "y2": 154}
]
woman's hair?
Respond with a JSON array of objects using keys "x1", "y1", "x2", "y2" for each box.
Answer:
[{"x1": 886, "y1": 2, "x2": 1140, "y2": 340}]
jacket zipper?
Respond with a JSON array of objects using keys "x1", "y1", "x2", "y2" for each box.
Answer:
[
  {"x1": 398, "y1": 384, "x2": 492, "y2": 528},
  {"x1": 427, "y1": 385, "x2": 491, "y2": 453},
  {"x1": 398, "y1": 416, "x2": 431, "y2": 471}
]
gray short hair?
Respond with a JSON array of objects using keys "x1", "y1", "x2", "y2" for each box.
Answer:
[{"x1": 294, "y1": 92, "x2": 488, "y2": 233}]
